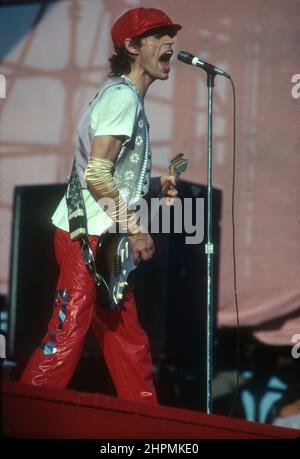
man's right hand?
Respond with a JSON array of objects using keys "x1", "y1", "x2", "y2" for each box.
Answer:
[{"x1": 127, "y1": 232, "x2": 155, "y2": 265}]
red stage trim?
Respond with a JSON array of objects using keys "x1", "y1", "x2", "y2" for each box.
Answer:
[{"x1": 2, "y1": 381, "x2": 299, "y2": 439}]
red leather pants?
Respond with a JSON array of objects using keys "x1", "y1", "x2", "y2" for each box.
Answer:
[{"x1": 20, "y1": 229, "x2": 157, "y2": 406}]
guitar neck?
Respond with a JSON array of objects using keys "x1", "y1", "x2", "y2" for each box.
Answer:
[{"x1": 146, "y1": 153, "x2": 187, "y2": 200}]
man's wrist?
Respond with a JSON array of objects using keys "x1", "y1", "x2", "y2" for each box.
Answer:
[{"x1": 127, "y1": 219, "x2": 146, "y2": 236}]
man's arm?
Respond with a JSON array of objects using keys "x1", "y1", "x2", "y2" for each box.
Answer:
[
  {"x1": 85, "y1": 135, "x2": 155, "y2": 264},
  {"x1": 90, "y1": 134, "x2": 123, "y2": 163}
]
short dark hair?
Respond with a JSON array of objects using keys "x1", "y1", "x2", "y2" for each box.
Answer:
[{"x1": 108, "y1": 37, "x2": 142, "y2": 77}]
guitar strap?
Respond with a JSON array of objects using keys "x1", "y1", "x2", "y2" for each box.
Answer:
[{"x1": 66, "y1": 160, "x2": 103, "y2": 290}]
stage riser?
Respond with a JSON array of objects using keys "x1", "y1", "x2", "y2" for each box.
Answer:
[{"x1": 2, "y1": 382, "x2": 298, "y2": 439}]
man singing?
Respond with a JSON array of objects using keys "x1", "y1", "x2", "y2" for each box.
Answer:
[{"x1": 20, "y1": 7, "x2": 181, "y2": 406}]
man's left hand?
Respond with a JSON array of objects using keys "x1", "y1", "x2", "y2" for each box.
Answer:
[{"x1": 160, "y1": 175, "x2": 178, "y2": 205}]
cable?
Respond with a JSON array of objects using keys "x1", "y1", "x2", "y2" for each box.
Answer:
[{"x1": 227, "y1": 77, "x2": 241, "y2": 417}]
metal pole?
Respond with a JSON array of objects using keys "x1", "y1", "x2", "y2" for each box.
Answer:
[{"x1": 206, "y1": 72, "x2": 216, "y2": 414}]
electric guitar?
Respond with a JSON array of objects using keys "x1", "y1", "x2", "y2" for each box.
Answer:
[{"x1": 96, "y1": 153, "x2": 188, "y2": 310}]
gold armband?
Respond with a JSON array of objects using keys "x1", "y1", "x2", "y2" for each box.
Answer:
[{"x1": 84, "y1": 156, "x2": 142, "y2": 235}]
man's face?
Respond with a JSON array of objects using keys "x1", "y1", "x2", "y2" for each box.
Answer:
[{"x1": 136, "y1": 28, "x2": 176, "y2": 81}]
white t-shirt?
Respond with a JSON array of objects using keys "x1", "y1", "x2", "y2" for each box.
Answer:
[
  {"x1": 92, "y1": 83, "x2": 138, "y2": 138},
  {"x1": 52, "y1": 82, "x2": 141, "y2": 236}
]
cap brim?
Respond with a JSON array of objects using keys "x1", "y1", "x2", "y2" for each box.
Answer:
[
  {"x1": 152, "y1": 23, "x2": 182, "y2": 33},
  {"x1": 171, "y1": 24, "x2": 182, "y2": 31},
  {"x1": 135, "y1": 23, "x2": 182, "y2": 39}
]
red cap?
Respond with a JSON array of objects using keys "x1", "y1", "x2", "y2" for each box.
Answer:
[{"x1": 111, "y1": 7, "x2": 182, "y2": 50}]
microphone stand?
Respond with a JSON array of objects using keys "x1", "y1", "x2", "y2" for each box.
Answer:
[
  {"x1": 205, "y1": 71, "x2": 216, "y2": 414},
  {"x1": 177, "y1": 50, "x2": 231, "y2": 415}
]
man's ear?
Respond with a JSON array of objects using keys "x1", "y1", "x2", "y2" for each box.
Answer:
[{"x1": 124, "y1": 38, "x2": 140, "y2": 56}]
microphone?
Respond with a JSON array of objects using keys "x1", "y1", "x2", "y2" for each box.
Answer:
[{"x1": 178, "y1": 51, "x2": 231, "y2": 79}]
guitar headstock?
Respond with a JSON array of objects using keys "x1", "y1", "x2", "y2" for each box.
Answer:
[{"x1": 169, "y1": 153, "x2": 188, "y2": 179}]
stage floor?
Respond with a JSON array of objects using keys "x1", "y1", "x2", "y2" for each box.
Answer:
[{"x1": 2, "y1": 381, "x2": 299, "y2": 439}]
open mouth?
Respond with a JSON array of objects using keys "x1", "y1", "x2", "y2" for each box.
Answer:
[
  {"x1": 159, "y1": 50, "x2": 173, "y2": 63},
  {"x1": 159, "y1": 50, "x2": 173, "y2": 72}
]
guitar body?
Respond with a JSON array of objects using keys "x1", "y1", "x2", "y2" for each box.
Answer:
[{"x1": 96, "y1": 232, "x2": 136, "y2": 309}]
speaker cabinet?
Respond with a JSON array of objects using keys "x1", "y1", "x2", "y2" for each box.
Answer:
[{"x1": 7, "y1": 184, "x2": 66, "y2": 365}]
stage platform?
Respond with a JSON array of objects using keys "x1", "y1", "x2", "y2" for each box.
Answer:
[{"x1": 1, "y1": 381, "x2": 299, "y2": 439}]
